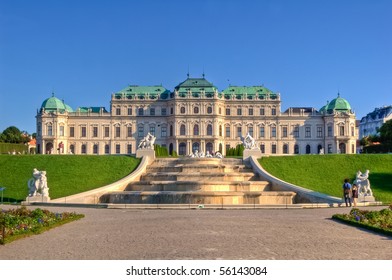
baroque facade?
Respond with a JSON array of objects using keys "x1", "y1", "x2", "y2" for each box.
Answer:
[
  {"x1": 36, "y1": 76, "x2": 357, "y2": 155},
  {"x1": 359, "y1": 105, "x2": 392, "y2": 139}
]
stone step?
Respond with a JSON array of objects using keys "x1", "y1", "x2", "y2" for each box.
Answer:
[
  {"x1": 140, "y1": 172, "x2": 257, "y2": 182},
  {"x1": 126, "y1": 180, "x2": 270, "y2": 192},
  {"x1": 100, "y1": 190, "x2": 296, "y2": 205}
]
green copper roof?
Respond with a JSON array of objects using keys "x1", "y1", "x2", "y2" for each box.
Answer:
[
  {"x1": 41, "y1": 95, "x2": 73, "y2": 113},
  {"x1": 326, "y1": 94, "x2": 351, "y2": 113},
  {"x1": 175, "y1": 77, "x2": 217, "y2": 97},
  {"x1": 77, "y1": 107, "x2": 108, "y2": 113},
  {"x1": 222, "y1": 86, "x2": 277, "y2": 100},
  {"x1": 115, "y1": 85, "x2": 170, "y2": 100}
]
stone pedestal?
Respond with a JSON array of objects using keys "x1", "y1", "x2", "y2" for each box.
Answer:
[
  {"x1": 136, "y1": 149, "x2": 155, "y2": 163},
  {"x1": 358, "y1": 195, "x2": 376, "y2": 202},
  {"x1": 243, "y1": 149, "x2": 262, "y2": 161},
  {"x1": 23, "y1": 195, "x2": 51, "y2": 205}
]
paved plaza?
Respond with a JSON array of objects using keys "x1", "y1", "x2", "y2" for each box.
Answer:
[{"x1": 0, "y1": 205, "x2": 391, "y2": 260}]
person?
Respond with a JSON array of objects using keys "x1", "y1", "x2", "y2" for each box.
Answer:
[
  {"x1": 351, "y1": 183, "x2": 358, "y2": 207},
  {"x1": 342, "y1": 178, "x2": 352, "y2": 207}
]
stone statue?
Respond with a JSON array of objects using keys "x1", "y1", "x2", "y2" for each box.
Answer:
[
  {"x1": 215, "y1": 152, "x2": 223, "y2": 159},
  {"x1": 354, "y1": 170, "x2": 373, "y2": 197},
  {"x1": 241, "y1": 133, "x2": 257, "y2": 150},
  {"x1": 27, "y1": 168, "x2": 50, "y2": 197},
  {"x1": 138, "y1": 132, "x2": 156, "y2": 149}
]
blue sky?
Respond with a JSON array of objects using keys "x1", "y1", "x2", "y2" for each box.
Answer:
[{"x1": 1, "y1": 0, "x2": 391, "y2": 134}]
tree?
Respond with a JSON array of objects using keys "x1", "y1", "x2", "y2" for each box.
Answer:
[
  {"x1": 0, "y1": 126, "x2": 25, "y2": 143},
  {"x1": 378, "y1": 119, "x2": 392, "y2": 143}
]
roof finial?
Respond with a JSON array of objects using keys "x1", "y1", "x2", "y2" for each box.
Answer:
[
  {"x1": 202, "y1": 67, "x2": 205, "y2": 78},
  {"x1": 52, "y1": 92, "x2": 55, "y2": 97},
  {"x1": 187, "y1": 65, "x2": 190, "y2": 78}
]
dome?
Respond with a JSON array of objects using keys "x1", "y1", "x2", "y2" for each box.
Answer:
[
  {"x1": 319, "y1": 101, "x2": 329, "y2": 114},
  {"x1": 41, "y1": 94, "x2": 73, "y2": 113},
  {"x1": 326, "y1": 94, "x2": 351, "y2": 113}
]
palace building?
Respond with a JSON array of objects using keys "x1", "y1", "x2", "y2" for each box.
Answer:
[{"x1": 36, "y1": 76, "x2": 357, "y2": 155}]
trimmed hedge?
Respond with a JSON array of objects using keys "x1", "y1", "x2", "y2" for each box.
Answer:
[{"x1": 0, "y1": 143, "x2": 28, "y2": 154}]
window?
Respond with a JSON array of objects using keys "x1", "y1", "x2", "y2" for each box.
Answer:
[
  {"x1": 271, "y1": 126, "x2": 276, "y2": 138},
  {"x1": 293, "y1": 126, "x2": 299, "y2": 138},
  {"x1": 282, "y1": 126, "x2": 288, "y2": 138},
  {"x1": 105, "y1": 144, "x2": 110, "y2": 154},
  {"x1": 328, "y1": 144, "x2": 332, "y2": 153},
  {"x1": 260, "y1": 144, "x2": 265, "y2": 153},
  {"x1": 306, "y1": 144, "x2": 311, "y2": 154},
  {"x1": 328, "y1": 125, "x2": 333, "y2": 137},
  {"x1": 161, "y1": 127, "x2": 167, "y2": 137},
  {"x1": 260, "y1": 126, "x2": 265, "y2": 138},
  {"x1": 116, "y1": 108, "x2": 121, "y2": 115},
  {"x1": 207, "y1": 107, "x2": 212, "y2": 114},
  {"x1": 81, "y1": 144, "x2": 86, "y2": 154},
  {"x1": 340, "y1": 125, "x2": 345, "y2": 136},
  {"x1": 170, "y1": 125, "x2": 173, "y2": 136},
  {"x1": 351, "y1": 126, "x2": 355, "y2": 137},
  {"x1": 69, "y1": 127, "x2": 75, "y2": 137},
  {"x1": 116, "y1": 144, "x2": 120, "y2": 154},
  {"x1": 180, "y1": 124, "x2": 186, "y2": 135},
  {"x1": 180, "y1": 107, "x2": 185, "y2": 114},
  {"x1": 272, "y1": 144, "x2": 277, "y2": 154},
  {"x1": 271, "y1": 108, "x2": 276, "y2": 115},
  {"x1": 207, "y1": 124, "x2": 213, "y2": 136},
  {"x1": 150, "y1": 108, "x2": 155, "y2": 116},
  {"x1": 194, "y1": 107, "x2": 199, "y2": 114},
  {"x1": 127, "y1": 126, "x2": 132, "y2": 137},
  {"x1": 237, "y1": 108, "x2": 242, "y2": 116},
  {"x1": 149, "y1": 126, "x2": 155, "y2": 136},
  {"x1": 127, "y1": 144, "x2": 132, "y2": 154},
  {"x1": 194, "y1": 124, "x2": 199, "y2": 136},
  {"x1": 237, "y1": 126, "x2": 242, "y2": 137},
  {"x1": 138, "y1": 108, "x2": 144, "y2": 116},
  {"x1": 219, "y1": 108, "x2": 222, "y2": 114},
  {"x1": 225, "y1": 126, "x2": 230, "y2": 138},
  {"x1": 317, "y1": 127, "x2": 323, "y2": 138},
  {"x1": 115, "y1": 126, "x2": 121, "y2": 138},
  {"x1": 70, "y1": 145, "x2": 75, "y2": 154},
  {"x1": 138, "y1": 125, "x2": 144, "y2": 137},
  {"x1": 226, "y1": 108, "x2": 230, "y2": 116},
  {"x1": 283, "y1": 144, "x2": 288, "y2": 154},
  {"x1": 93, "y1": 144, "x2": 98, "y2": 154},
  {"x1": 248, "y1": 108, "x2": 253, "y2": 116},
  {"x1": 161, "y1": 108, "x2": 167, "y2": 116},
  {"x1": 81, "y1": 127, "x2": 86, "y2": 137},
  {"x1": 219, "y1": 125, "x2": 222, "y2": 137},
  {"x1": 294, "y1": 144, "x2": 299, "y2": 154},
  {"x1": 47, "y1": 125, "x2": 53, "y2": 136},
  {"x1": 170, "y1": 107, "x2": 173, "y2": 114},
  {"x1": 59, "y1": 126, "x2": 64, "y2": 136},
  {"x1": 260, "y1": 108, "x2": 265, "y2": 115},
  {"x1": 92, "y1": 127, "x2": 98, "y2": 137},
  {"x1": 104, "y1": 127, "x2": 110, "y2": 137},
  {"x1": 127, "y1": 107, "x2": 132, "y2": 116},
  {"x1": 248, "y1": 126, "x2": 253, "y2": 137},
  {"x1": 305, "y1": 126, "x2": 311, "y2": 138}
]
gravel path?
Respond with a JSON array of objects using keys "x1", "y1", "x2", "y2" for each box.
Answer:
[{"x1": 0, "y1": 205, "x2": 391, "y2": 260}]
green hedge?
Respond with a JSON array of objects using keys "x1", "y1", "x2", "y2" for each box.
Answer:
[
  {"x1": 154, "y1": 144, "x2": 169, "y2": 157},
  {"x1": 226, "y1": 144, "x2": 244, "y2": 156},
  {"x1": 0, "y1": 143, "x2": 28, "y2": 154},
  {"x1": 363, "y1": 143, "x2": 392, "y2": 153}
]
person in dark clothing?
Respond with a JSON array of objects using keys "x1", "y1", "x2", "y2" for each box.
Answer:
[
  {"x1": 342, "y1": 178, "x2": 352, "y2": 207},
  {"x1": 351, "y1": 183, "x2": 358, "y2": 207}
]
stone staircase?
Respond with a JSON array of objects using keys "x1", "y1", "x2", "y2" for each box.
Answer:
[{"x1": 100, "y1": 157, "x2": 296, "y2": 205}]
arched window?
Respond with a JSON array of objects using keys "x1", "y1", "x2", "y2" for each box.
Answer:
[
  {"x1": 318, "y1": 145, "x2": 323, "y2": 154},
  {"x1": 179, "y1": 142, "x2": 186, "y2": 155},
  {"x1": 180, "y1": 124, "x2": 186, "y2": 135},
  {"x1": 192, "y1": 142, "x2": 200, "y2": 153},
  {"x1": 207, "y1": 124, "x2": 212, "y2": 136},
  {"x1": 294, "y1": 144, "x2": 299, "y2": 154},
  {"x1": 105, "y1": 144, "x2": 110, "y2": 154},
  {"x1": 138, "y1": 108, "x2": 144, "y2": 116},
  {"x1": 93, "y1": 144, "x2": 98, "y2": 154},
  {"x1": 180, "y1": 107, "x2": 185, "y2": 114},
  {"x1": 194, "y1": 124, "x2": 199, "y2": 136},
  {"x1": 306, "y1": 144, "x2": 311, "y2": 154},
  {"x1": 283, "y1": 144, "x2": 288, "y2": 154},
  {"x1": 219, "y1": 125, "x2": 222, "y2": 137},
  {"x1": 206, "y1": 142, "x2": 213, "y2": 153},
  {"x1": 207, "y1": 107, "x2": 212, "y2": 114},
  {"x1": 69, "y1": 145, "x2": 75, "y2": 154},
  {"x1": 194, "y1": 106, "x2": 199, "y2": 114},
  {"x1": 81, "y1": 144, "x2": 87, "y2": 154},
  {"x1": 170, "y1": 125, "x2": 173, "y2": 137}
]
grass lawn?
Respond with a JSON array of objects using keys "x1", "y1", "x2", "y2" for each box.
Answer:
[
  {"x1": 0, "y1": 155, "x2": 141, "y2": 202},
  {"x1": 259, "y1": 154, "x2": 392, "y2": 204}
]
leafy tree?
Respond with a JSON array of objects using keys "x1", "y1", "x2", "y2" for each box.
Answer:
[
  {"x1": 0, "y1": 126, "x2": 27, "y2": 143},
  {"x1": 378, "y1": 119, "x2": 392, "y2": 143}
]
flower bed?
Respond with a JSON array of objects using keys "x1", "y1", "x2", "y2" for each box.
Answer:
[
  {"x1": 0, "y1": 207, "x2": 84, "y2": 244},
  {"x1": 332, "y1": 206, "x2": 392, "y2": 237}
]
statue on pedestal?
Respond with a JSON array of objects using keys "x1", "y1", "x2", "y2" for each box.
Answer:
[
  {"x1": 354, "y1": 170, "x2": 373, "y2": 197},
  {"x1": 27, "y1": 168, "x2": 50, "y2": 198},
  {"x1": 241, "y1": 133, "x2": 257, "y2": 150},
  {"x1": 138, "y1": 132, "x2": 156, "y2": 149}
]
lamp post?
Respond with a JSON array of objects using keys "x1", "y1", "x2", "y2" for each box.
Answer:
[{"x1": 0, "y1": 187, "x2": 5, "y2": 204}]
